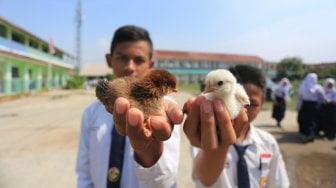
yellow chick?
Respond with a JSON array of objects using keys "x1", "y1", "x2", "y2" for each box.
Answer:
[{"x1": 203, "y1": 69, "x2": 250, "y2": 119}]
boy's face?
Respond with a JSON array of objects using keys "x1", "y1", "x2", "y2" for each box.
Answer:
[
  {"x1": 106, "y1": 41, "x2": 154, "y2": 79},
  {"x1": 242, "y1": 83, "x2": 264, "y2": 123}
]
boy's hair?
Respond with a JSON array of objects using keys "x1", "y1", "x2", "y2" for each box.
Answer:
[
  {"x1": 110, "y1": 25, "x2": 153, "y2": 58},
  {"x1": 229, "y1": 65, "x2": 266, "y2": 93}
]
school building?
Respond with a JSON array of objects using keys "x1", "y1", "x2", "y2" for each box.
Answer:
[
  {"x1": 0, "y1": 17, "x2": 76, "y2": 96},
  {"x1": 154, "y1": 50, "x2": 264, "y2": 84}
]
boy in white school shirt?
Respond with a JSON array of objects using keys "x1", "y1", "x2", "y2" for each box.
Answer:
[
  {"x1": 76, "y1": 25, "x2": 183, "y2": 188},
  {"x1": 183, "y1": 65, "x2": 290, "y2": 188}
]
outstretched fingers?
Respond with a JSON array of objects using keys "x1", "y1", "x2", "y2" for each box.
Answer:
[
  {"x1": 183, "y1": 96, "x2": 201, "y2": 147},
  {"x1": 126, "y1": 108, "x2": 153, "y2": 150},
  {"x1": 213, "y1": 99, "x2": 237, "y2": 147},
  {"x1": 113, "y1": 97, "x2": 130, "y2": 135},
  {"x1": 200, "y1": 99, "x2": 218, "y2": 149}
]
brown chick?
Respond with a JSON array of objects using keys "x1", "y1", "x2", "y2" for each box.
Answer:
[{"x1": 95, "y1": 69, "x2": 178, "y2": 120}]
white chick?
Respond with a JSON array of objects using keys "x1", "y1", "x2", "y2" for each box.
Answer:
[{"x1": 202, "y1": 69, "x2": 250, "y2": 119}]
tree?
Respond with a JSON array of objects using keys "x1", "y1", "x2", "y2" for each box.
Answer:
[
  {"x1": 276, "y1": 57, "x2": 305, "y2": 80},
  {"x1": 316, "y1": 67, "x2": 336, "y2": 79}
]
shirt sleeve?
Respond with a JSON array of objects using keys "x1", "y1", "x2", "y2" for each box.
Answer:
[
  {"x1": 266, "y1": 143, "x2": 290, "y2": 188},
  {"x1": 133, "y1": 126, "x2": 180, "y2": 188},
  {"x1": 284, "y1": 88, "x2": 291, "y2": 101},
  {"x1": 76, "y1": 107, "x2": 94, "y2": 188}
]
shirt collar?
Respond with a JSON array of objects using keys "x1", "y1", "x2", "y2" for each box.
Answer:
[{"x1": 236, "y1": 124, "x2": 263, "y2": 146}]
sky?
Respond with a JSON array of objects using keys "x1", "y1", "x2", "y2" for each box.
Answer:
[{"x1": 1, "y1": 0, "x2": 336, "y2": 65}]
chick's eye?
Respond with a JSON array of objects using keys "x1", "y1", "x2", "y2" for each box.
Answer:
[{"x1": 217, "y1": 81, "x2": 223, "y2": 86}]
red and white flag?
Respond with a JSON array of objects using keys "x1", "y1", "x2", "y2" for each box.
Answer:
[{"x1": 49, "y1": 36, "x2": 56, "y2": 55}]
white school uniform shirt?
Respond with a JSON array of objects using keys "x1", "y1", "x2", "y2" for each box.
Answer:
[
  {"x1": 76, "y1": 97, "x2": 180, "y2": 188},
  {"x1": 323, "y1": 78, "x2": 336, "y2": 103},
  {"x1": 324, "y1": 88, "x2": 336, "y2": 103},
  {"x1": 192, "y1": 125, "x2": 290, "y2": 188},
  {"x1": 298, "y1": 73, "x2": 325, "y2": 102},
  {"x1": 272, "y1": 78, "x2": 292, "y2": 101}
]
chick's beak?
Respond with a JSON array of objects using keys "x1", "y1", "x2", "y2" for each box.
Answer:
[
  {"x1": 173, "y1": 88, "x2": 178, "y2": 92},
  {"x1": 203, "y1": 87, "x2": 215, "y2": 93},
  {"x1": 203, "y1": 80, "x2": 215, "y2": 93}
]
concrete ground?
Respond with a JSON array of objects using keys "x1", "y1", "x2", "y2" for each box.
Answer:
[{"x1": 0, "y1": 89, "x2": 335, "y2": 188}]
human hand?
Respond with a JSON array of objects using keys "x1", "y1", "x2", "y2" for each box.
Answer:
[
  {"x1": 112, "y1": 97, "x2": 183, "y2": 166},
  {"x1": 183, "y1": 95, "x2": 248, "y2": 150}
]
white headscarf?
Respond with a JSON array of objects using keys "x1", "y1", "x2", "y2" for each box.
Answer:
[
  {"x1": 323, "y1": 78, "x2": 336, "y2": 102},
  {"x1": 299, "y1": 73, "x2": 320, "y2": 94},
  {"x1": 273, "y1": 77, "x2": 292, "y2": 100},
  {"x1": 279, "y1": 77, "x2": 292, "y2": 90},
  {"x1": 323, "y1": 78, "x2": 335, "y2": 90}
]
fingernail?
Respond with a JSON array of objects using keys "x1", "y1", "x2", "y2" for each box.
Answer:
[
  {"x1": 116, "y1": 103, "x2": 126, "y2": 114},
  {"x1": 214, "y1": 100, "x2": 224, "y2": 112},
  {"x1": 171, "y1": 109, "x2": 183, "y2": 124},
  {"x1": 203, "y1": 100, "x2": 213, "y2": 114}
]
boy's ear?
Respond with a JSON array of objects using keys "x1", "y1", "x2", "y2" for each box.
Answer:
[
  {"x1": 106, "y1": 54, "x2": 112, "y2": 68},
  {"x1": 149, "y1": 60, "x2": 154, "y2": 68}
]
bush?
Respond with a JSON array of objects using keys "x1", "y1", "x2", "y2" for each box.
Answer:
[{"x1": 64, "y1": 75, "x2": 85, "y2": 89}]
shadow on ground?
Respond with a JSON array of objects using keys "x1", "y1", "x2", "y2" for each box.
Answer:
[
  {"x1": 255, "y1": 123, "x2": 336, "y2": 188},
  {"x1": 256, "y1": 124, "x2": 304, "y2": 144}
]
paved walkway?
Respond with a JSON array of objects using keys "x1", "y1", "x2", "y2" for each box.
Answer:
[{"x1": 0, "y1": 89, "x2": 335, "y2": 188}]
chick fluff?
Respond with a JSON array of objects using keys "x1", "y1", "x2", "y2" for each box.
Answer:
[
  {"x1": 203, "y1": 69, "x2": 250, "y2": 119},
  {"x1": 95, "y1": 69, "x2": 178, "y2": 120}
]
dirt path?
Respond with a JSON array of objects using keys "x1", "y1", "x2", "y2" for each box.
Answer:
[
  {"x1": 0, "y1": 90, "x2": 335, "y2": 188},
  {"x1": 0, "y1": 90, "x2": 94, "y2": 188}
]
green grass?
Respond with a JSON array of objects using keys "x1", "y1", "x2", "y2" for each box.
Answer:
[{"x1": 178, "y1": 83, "x2": 202, "y2": 95}]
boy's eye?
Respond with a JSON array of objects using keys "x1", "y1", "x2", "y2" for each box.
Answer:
[
  {"x1": 250, "y1": 102, "x2": 259, "y2": 108},
  {"x1": 133, "y1": 57, "x2": 145, "y2": 65},
  {"x1": 114, "y1": 54, "x2": 128, "y2": 62}
]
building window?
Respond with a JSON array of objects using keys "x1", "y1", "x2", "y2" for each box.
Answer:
[
  {"x1": 11, "y1": 67, "x2": 19, "y2": 78},
  {"x1": 191, "y1": 61, "x2": 199, "y2": 68},
  {"x1": 29, "y1": 39, "x2": 39, "y2": 49},
  {"x1": 55, "y1": 50, "x2": 63, "y2": 58},
  {"x1": 183, "y1": 60, "x2": 191, "y2": 68},
  {"x1": 0, "y1": 24, "x2": 7, "y2": 37},
  {"x1": 28, "y1": 69, "x2": 33, "y2": 78},
  {"x1": 173, "y1": 60, "x2": 180, "y2": 68},
  {"x1": 42, "y1": 45, "x2": 49, "y2": 53},
  {"x1": 200, "y1": 61, "x2": 211, "y2": 68},
  {"x1": 12, "y1": 31, "x2": 25, "y2": 44},
  {"x1": 218, "y1": 62, "x2": 229, "y2": 69}
]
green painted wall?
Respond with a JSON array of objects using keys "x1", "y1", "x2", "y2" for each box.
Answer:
[
  {"x1": 0, "y1": 18, "x2": 75, "y2": 96},
  {"x1": 0, "y1": 56, "x2": 71, "y2": 95}
]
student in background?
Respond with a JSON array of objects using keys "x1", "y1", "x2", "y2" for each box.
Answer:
[
  {"x1": 319, "y1": 78, "x2": 336, "y2": 140},
  {"x1": 183, "y1": 65, "x2": 289, "y2": 188},
  {"x1": 271, "y1": 78, "x2": 292, "y2": 128},
  {"x1": 297, "y1": 73, "x2": 325, "y2": 143}
]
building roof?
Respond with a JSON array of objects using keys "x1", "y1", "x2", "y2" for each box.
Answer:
[
  {"x1": 79, "y1": 63, "x2": 112, "y2": 77},
  {"x1": 0, "y1": 16, "x2": 74, "y2": 58},
  {"x1": 155, "y1": 50, "x2": 264, "y2": 64}
]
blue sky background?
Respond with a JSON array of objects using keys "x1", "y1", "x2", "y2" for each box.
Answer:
[{"x1": 1, "y1": 0, "x2": 336, "y2": 65}]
